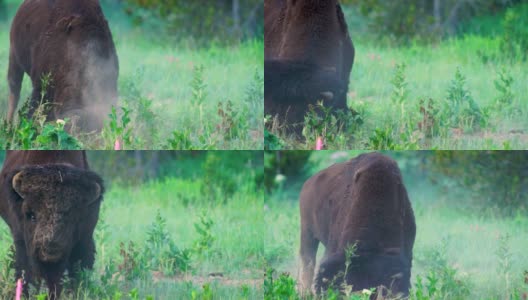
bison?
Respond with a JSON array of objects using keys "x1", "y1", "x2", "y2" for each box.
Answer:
[
  {"x1": 264, "y1": 0, "x2": 355, "y2": 135},
  {"x1": 0, "y1": 151, "x2": 104, "y2": 299},
  {"x1": 299, "y1": 152, "x2": 416, "y2": 297},
  {"x1": 265, "y1": 59, "x2": 346, "y2": 133},
  {"x1": 7, "y1": 0, "x2": 119, "y2": 132}
]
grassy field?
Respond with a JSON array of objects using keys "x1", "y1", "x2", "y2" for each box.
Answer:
[
  {"x1": 0, "y1": 1, "x2": 263, "y2": 150},
  {"x1": 265, "y1": 151, "x2": 528, "y2": 299},
  {"x1": 0, "y1": 152, "x2": 264, "y2": 299},
  {"x1": 267, "y1": 5, "x2": 528, "y2": 150}
]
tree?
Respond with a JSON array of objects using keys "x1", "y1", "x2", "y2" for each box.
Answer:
[
  {"x1": 427, "y1": 151, "x2": 528, "y2": 216},
  {"x1": 344, "y1": 0, "x2": 524, "y2": 41},
  {"x1": 123, "y1": 0, "x2": 263, "y2": 44},
  {"x1": 0, "y1": 0, "x2": 7, "y2": 22}
]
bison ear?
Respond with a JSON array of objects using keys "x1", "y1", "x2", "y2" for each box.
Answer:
[
  {"x1": 11, "y1": 172, "x2": 26, "y2": 200},
  {"x1": 56, "y1": 15, "x2": 81, "y2": 34}
]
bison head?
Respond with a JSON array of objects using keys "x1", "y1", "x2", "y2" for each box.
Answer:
[
  {"x1": 315, "y1": 250, "x2": 410, "y2": 297},
  {"x1": 8, "y1": 164, "x2": 104, "y2": 276},
  {"x1": 34, "y1": 8, "x2": 119, "y2": 133}
]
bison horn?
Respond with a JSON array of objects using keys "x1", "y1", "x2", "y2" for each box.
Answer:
[
  {"x1": 11, "y1": 172, "x2": 25, "y2": 199},
  {"x1": 93, "y1": 182, "x2": 101, "y2": 201},
  {"x1": 85, "y1": 182, "x2": 102, "y2": 207},
  {"x1": 320, "y1": 92, "x2": 334, "y2": 101}
]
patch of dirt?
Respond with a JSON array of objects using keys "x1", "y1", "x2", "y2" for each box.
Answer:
[
  {"x1": 452, "y1": 128, "x2": 528, "y2": 146},
  {"x1": 151, "y1": 271, "x2": 262, "y2": 287}
]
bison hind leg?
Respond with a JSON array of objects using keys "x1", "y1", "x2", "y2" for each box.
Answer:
[{"x1": 299, "y1": 230, "x2": 320, "y2": 295}]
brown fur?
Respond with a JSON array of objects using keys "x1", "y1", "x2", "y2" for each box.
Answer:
[
  {"x1": 264, "y1": 59, "x2": 346, "y2": 136},
  {"x1": 299, "y1": 153, "x2": 416, "y2": 297},
  {"x1": 7, "y1": 0, "x2": 119, "y2": 132},
  {"x1": 0, "y1": 151, "x2": 104, "y2": 300},
  {"x1": 264, "y1": 0, "x2": 354, "y2": 132}
]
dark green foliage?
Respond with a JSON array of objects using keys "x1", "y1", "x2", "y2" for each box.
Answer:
[
  {"x1": 0, "y1": 108, "x2": 82, "y2": 150},
  {"x1": 0, "y1": 0, "x2": 6, "y2": 22},
  {"x1": 500, "y1": 6, "x2": 528, "y2": 61},
  {"x1": 123, "y1": 0, "x2": 263, "y2": 45},
  {"x1": 264, "y1": 268, "x2": 298, "y2": 300},
  {"x1": 201, "y1": 151, "x2": 262, "y2": 202},
  {"x1": 264, "y1": 129, "x2": 284, "y2": 150},
  {"x1": 345, "y1": 0, "x2": 524, "y2": 42},
  {"x1": 264, "y1": 151, "x2": 312, "y2": 192},
  {"x1": 428, "y1": 151, "x2": 528, "y2": 216}
]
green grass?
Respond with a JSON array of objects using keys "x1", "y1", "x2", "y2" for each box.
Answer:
[
  {"x1": 264, "y1": 152, "x2": 528, "y2": 299},
  {"x1": 0, "y1": 1, "x2": 263, "y2": 150},
  {"x1": 0, "y1": 160, "x2": 264, "y2": 299},
  {"x1": 268, "y1": 5, "x2": 528, "y2": 150}
]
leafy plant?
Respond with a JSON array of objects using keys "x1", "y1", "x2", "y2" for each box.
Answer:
[
  {"x1": 264, "y1": 268, "x2": 298, "y2": 300},
  {"x1": 391, "y1": 63, "x2": 409, "y2": 118},
  {"x1": 368, "y1": 128, "x2": 396, "y2": 150},
  {"x1": 144, "y1": 211, "x2": 192, "y2": 275},
  {"x1": 192, "y1": 213, "x2": 215, "y2": 257},
  {"x1": 496, "y1": 234, "x2": 513, "y2": 294},
  {"x1": 216, "y1": 100, "x2": 248, "y2": 141},
  {"x1": 302, "y1": 103, "x2": 362, "y2": 149},
  {"x1": 264, "y1": 128, "x2": 284, "y2": 150},
  {"x1": 500, "y1": 7, "x2": 528, "y2": 61},
  {"x1": 493, "y1": 68, "x2": 515, "y2": 111},
  {"x1": 412, "y1": 238, "x2": 471, "y2": 299},
  {"x1": 440, "y1": 68, "x2": 486, "y2": 132},
  {"x1": 190, "y1": 283, "x2": 214, "y2": 300},
  {"x1": 103, "y1": 106, "x2": 133, "y2": 149}
]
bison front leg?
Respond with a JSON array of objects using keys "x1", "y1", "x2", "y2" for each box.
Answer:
[
  {"x1": 299, "y1": 230, "x2": 319, "y2": 295},
  {"x1": 7, "y1": 49, "x2": 24, "y2": 122}
]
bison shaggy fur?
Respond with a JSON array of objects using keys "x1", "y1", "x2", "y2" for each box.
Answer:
[
  {"x1": 299, "y1": 152, "x2": 416, "y2": 297},
  {"x1": 265, "y1": 59, "x2": 346, "y2": 135},
  {"x1": 7, "y1": 0, "x2": 119, "y2": 132},
  {"x1": 0, "y1": 151, "x2": 104, "y2": 299},
  {"x1": 264, "y1": 0, "x2": 354, "y2": 133}
]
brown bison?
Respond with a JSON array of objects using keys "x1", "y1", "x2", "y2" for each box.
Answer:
[
  {"x1": 265, "y1": 60, "x2": 346, "y2": 133},
  {"x1": 264, "y1": 0, "x2": 354, "y2": 134},
  {"x1": 0, "y1": 151, "x2": 104, "y2": 299},
  {"x1": 7, "y1": 0, "x2": 119, "y2": 132},
  {"x1": 299, "y1": 153, "x2": 416, "y2": 297}
]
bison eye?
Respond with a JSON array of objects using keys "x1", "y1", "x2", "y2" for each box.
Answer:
[{"x1": 25, "y1": 212, "x2": 36, "y2": 223}]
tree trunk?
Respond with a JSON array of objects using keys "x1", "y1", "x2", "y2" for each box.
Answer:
[
  {"x1": 232, "y1": 0, "x2": 241, "y2": 39},
  {"x1": 434, "y1": 0, "x2": 441, "y2": 30}
]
